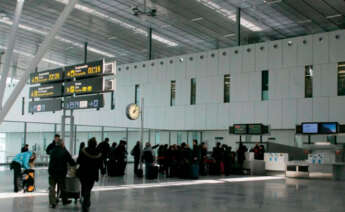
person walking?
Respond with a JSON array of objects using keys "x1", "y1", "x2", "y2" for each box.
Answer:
[
  {"x1": 48, "y1": 139, "x2": 76, "y2": 208},
  {"x1": 77, "y1": 137, "x2": 102, "y2": 212},
  {"x1": 131, "y1": 141, "x2": 141, "y2": 176},
  {"x1": 97, "y1": 138, "x2": 110, "y2": 176},
  {"x1": 46, "y1": 134, "x2": 60, "y2": 155},
  {"x1": 10, "y1": 149, "x2": 34, "y2": 192}
]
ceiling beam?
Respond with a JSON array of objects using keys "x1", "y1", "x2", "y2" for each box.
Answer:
[
  {"x1": 0, "y1": 0, "x2": 79, "y2": 124},
  {"x1": 0, "y1": 0, "x2": 25, "y2": 110}
]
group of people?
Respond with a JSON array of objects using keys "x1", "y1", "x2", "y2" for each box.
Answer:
[{"x1": 131, "y1": 140, "x2": 263, "y2": 179}]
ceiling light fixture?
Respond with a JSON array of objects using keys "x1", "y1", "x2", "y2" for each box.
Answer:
[
  {"x1": 195, "y1": 0, "x2": 263, "y2": 32},
  {"x1": 108, "y1": 36, "x2": 117, "y2": 40},
  {"x1": 224, "y1": 33, "x2": 235, "y2": 38},
  {"x1": 0, "y1": 18, "x2": 115, "y2": 57},
  {"x1": 326, "y1": 14, "x2": 342, "y2": 19},
  {"x1": 54, "y1": 0, "x2": 178, "y2": 47},
  {"x1": 192, "y1": 17, "x2": 203, "y2": 22}
]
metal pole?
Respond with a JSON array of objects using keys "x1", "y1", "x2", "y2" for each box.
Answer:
[
  {"x1": 101, "y1": 126, "x2": 104, "y2": 142},
  {"x1": 74, "y1": 125, "x2": 77, "y2": 155},
  {"x1": 84, "y1": 42, "x2": 88, "y2": 64},
  {"x1": 0, "y1": 0, "x2": 25, "y2": 110},
  {"x1": 139, "y1": 98, "x2": 144, "y2": 170},
  {"x1": 70, "y1": 110, "x2": 74, "y2": 153},
  {"x1": 23, "y1": 122, "x2": 27, "y2": 145},
  {"x1": 236, "y1": 7, "x2": 241, "y2": 46},
  {"x1": 0, "y1": 0, "x2": 79, "y2": 124},
  {"x1": 148, "y1": 28, "x2": 152, "y2": 60},
  {"x1": 61, "y1": 110, "x2": 66, "y2": 143},
  {"x1": 54, "y1": 123, "x2": 57, "y2": 135}
]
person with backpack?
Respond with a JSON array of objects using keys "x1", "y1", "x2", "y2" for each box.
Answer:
[
  {"x1": 46, "y1": 134, "x2": 60, "y2": 155},
  {"x1": 10, "y1": 149, "x2": 34, "y2": 192},
  {"x1": 97, "y1": 138, "x2": 110, "y2": 176},
  {"x1": 131, "y1": 141, "x2": 141, "y2": 176}
]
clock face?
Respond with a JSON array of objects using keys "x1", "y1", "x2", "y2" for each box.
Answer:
[{"x1": 126, "y1": 103, "x2": 140, "y2": 120}]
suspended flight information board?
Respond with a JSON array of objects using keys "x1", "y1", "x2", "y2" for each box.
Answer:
[
  {"x1": 29, "y1": 99, "x2": 62, "y2": 113},
  {"x1": 64, "y1": 77, "x2": 103, "y2": 95},
  {"x1": 63, "y1": 94, "x2": 104, "y2": 110},
  {"x1": 64, "y1": 60, "x2": 115, "y2": 79},
  {"x1": 30, "y1": 68, "x2": 63, "y2": 84},
  {"x1": 29, "y1": 83, "x2": 63, "y2": 98}
]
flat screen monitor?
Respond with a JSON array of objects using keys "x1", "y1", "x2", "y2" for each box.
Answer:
[
  {"x1": 233, "y1": 124, "x2": 247, "y2": 135},
  {"x1": 302, "y1": 123, "x2": 319, "y2": 134},
  {"x1": 319, "y1": 123, "x2": 338, "y2": 134},
  {"x1": 248, "y1": 124, "x2": 263, "y2": 134}
]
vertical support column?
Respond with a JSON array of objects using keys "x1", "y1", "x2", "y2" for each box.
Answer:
[
  {"x1": 125, "y1": 128, "x2": 129, "y2": 161},
  {"x1": 74, "y1": 125, "x2": 77, "y2": 155},
  {"x1": 84, "y1": 42, "x2": 88, "y2": 64},
  {"x1": 148, "y1": 129, "x2": 151, "y2": 143},
  {"x1": 101, "y1": 126, "x2": 104, "y2": 142},
  {"x1": 70, "y1": 110, "x2": 74, "y2": 153},
  {"x1": 23, "y1": 122, "x2": 27, "y2": 145},
  {"x1": 61, "y1": 110, "x2": 66, "y2": 143},
  {"x1": 139, "y1": 98, "x2": 144, "y2": 170},
  {"x1": 168, "y1": 131, "x2": 171, "y2": 145},
  {"x1": 54, "y1": 123, "x2": 57, "y2": 135},
  {"x1": 147, "y1": 27, "x2": 153, "y2": 60},
  {"x1": 236, "y1": 7, "x2": 241, "y2": 46}
]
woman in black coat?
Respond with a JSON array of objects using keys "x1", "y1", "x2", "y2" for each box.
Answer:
[{"x1": 77, "y1": 137, "x2": 102, "y2": 212}]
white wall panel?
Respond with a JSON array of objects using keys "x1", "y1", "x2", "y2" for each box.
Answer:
[
  {"x1": 269, "y1": 70, "x2": 279, "y2": 99},
  {"x1": 329, "y1": 30, "x2": 345, "y2": 63},
  {"x1": 207, "y1": 50, "x2": 219, "y2": 77},
  {"x1": 186, "y1": 53, "x2": 197, "y2": 78},
  {"x1": 195, "y1": 52, "x2": 208, "y2": 77},
  {"x1": 268, "y1": 40, "x2": 283, "y2": 69},
  {"x1": 255, "y1": 42, "x2": 268, "y2": 72},
  {"x1": 329, "y1": 97, "x2": 345, "y2": 123},
  {"x1": 166, "y1": 58, "x2": 176, "y2": 80},
  {"x1": 206, "y1": 104, "x2": 218, "y2": 130},
  {"x1": 194, "y1": 105, "x2": 206, "y2": 129},
  {"x1": 230, "y1": 103, "x2": 242, "y2": 124},
  {"x1": 242, "y1": 44, "x2": 255, "y2": 73},
  {"x1": 268, "y1": 100, "x2": 282, "y2": 129},
  {"x1": 279, "y1": 68, "x2": 290, "y2": 99},
  {"x1": 230, "y1": 47, "x2": 242, "y2": 73},
  {"x1": 288, "y1": 66, "x2": 304, "y2": 99},
  {"x1": 176, "y1": 79, "x2": 188, "y2": 106},
  {"x1": 174, "y1": 106, "x2": 185, "y2": 129},
  {"x1": 175, "y1": 56, "x2": 187, "y2": 80},
  {"x1": 297, "y1": 35, "x2": 313, "y2": 66},
  {"x1": 217, "y1": 104, "x2": 230, "y2": 129},
  {"x1": 282, "y1": 99, "x2": 297, "y2": 129},
  {"x1": 248, "y1": 71, "x2": 261, "y2": 101},
  {"x1": 240, "y1": 103, "x2": 254, "y2": 123},
  {"x1": 314, "y1": 63, "x2": 337, "y2": 97},
  {"x1": 218, "y1": 48, "x2": 230, "y2": 75},
  {"x1": 254, "y1": 101, "x2": 268, "y2": 124},
  {"x1": 313, "y1": 97, "x2": 329, "y2": 122},
  {"x1": 283, "y1": 38, "x2": 297, "y2": 67},
  {"x1": 184, "y1": 106, "x2": 195, "y2": 130},
  {"x1": 297, "y1": 99, "x2": 313, "y2": 123},
  {"x1": 157, "y1": 59, "x2": 168, "y2": 81},
  {"x1": 313, "y1": 32, "x2": 329, "y2": 64}
]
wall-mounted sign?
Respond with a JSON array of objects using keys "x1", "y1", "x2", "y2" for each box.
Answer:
[
  {"x1": 30, "y1": 69, "x2": 63, "y2": 84},
  {"x1": 63, "y1": 94, "x2": 104, "y2": 110},
  {"x1": 29, "y1": 99, "x2": 62, "y2": 113},
  {"x1": 64, "y1": 60, "x2": 115, "y2": 79},
  {"x1": 64, "y1": 77, "x2": 114, "y2": 96},
  {"x1": 29, "y1": 83, "x2": 63, "y2": 98}
]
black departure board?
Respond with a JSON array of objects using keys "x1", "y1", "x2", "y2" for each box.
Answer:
[
  {"x1": 64, "y1": 77, "x2": 103, "y2": 96},
  {"x1": 63, "y1": 94, "x2": 104, "y2": 110},
  {"x1": 248, "y1": 124, "x2": 263, "y2": 134},
  {"x1": 64, "y1": 60, "x2": 103, "y2": 79},
  {"x1": 29, "y1": 83, "x2": 63, "y2": 98},
  {"x1": 30, "y1": 69, "x2": 63, "y2": 84},
  {"x1": 29, "y1": 99, "x2": 62, "y2": 113},
  {"x1": 233, "y1": 124, "x2": 248, "y2": 135}
]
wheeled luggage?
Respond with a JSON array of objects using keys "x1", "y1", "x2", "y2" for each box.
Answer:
[
  {"x1": 146, "y1": 164, "x2": 158, "y2": 180},
  {"x1": 64, "y1": 177, "x2": 80, "y2": 202},
  {"x1": 107, "y1": 160, "x2": 117, "y2": 177},
  {"x1": 191, "y1": 164, "x2": 199, "y2": 179},
  {"x1": 23, "y1": 169, "x2": 35, "y2": 192}
]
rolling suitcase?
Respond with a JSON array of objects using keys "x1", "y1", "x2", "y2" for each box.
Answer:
[
  {"x1": 64, "y1": 177, "x2": 80, "y2": 202},
  {"x1": 191, "y1": 164, "x2": 199, "y2": 179},
  {"x1": 23, "y1": 169, "x2": 35, "y2": 192},
  {"x1": 146, "y1": 164, "x2": 158, "y2": 180},
  {"x1": 107, "y1": 160, "x2": 117, "y2": 177}
]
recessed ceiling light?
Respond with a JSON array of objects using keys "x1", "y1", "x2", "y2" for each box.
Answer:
[
  {"x1": 326, "y1": 14, "x2": 342, "y2": 19},
  {"x1": 192, "y1": 17, "x2": 203, "y2": 22},
  {"x1": 65, "y1": 46, "x2": 74, "y2": 51},
  {"x1": 224, "y1": 33, "x2": 235, "y2": 38},
  {"x1": 108, "y1": 36, "x2": 117, "y2": 40},
  {"x1": 298, "y1": 19, "x2": 312, "y2": 24},
  {"x1": 264, "y1": 0, "x2": 282, "y2": 4}
]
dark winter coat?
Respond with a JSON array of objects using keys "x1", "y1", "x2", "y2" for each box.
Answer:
[{"x1": 77, "y1": 147, "x2": 102, "y2": 182}]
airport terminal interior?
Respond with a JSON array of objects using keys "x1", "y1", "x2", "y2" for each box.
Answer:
[{"x1": 1, "y1": 0, "x2": 345, "y2": 211}]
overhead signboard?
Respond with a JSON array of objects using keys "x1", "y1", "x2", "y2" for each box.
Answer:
[
  {"x1": 29, "y1": 99, "x2": 62, "y2": 113},
  {"x1": 29, "y1": 83, "x2": 63, "y2": 99},
  {"x1": 248, "y1": 124, "x2": 263, "y2": 135},
  {"x1": 64, "y1": 60, "x2": 115, "y2": 79},
  {"x1": 233, "y1": 124, "x2": 248, "y2": 135},
  {"x1": 64, "y1": 77, "x2": 114, "y2": 96},
  {"x1": 63, "y1": 94, "x2": 104, "y2": 110},
  {"x1": 30, "y1": 69, "x2": 63, "y2": 84}
]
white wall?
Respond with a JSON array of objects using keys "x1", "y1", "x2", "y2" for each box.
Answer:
[{"x1": 3, "y1": 30, "x2": 345, "y2": 141}]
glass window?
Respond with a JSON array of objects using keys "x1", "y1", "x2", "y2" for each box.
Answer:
[
  {"x1": 170, "y1": 80, "x2": 176, "y2": 106},
  {"x1": 135, "y1": 84, "x2": 140, "y2": 105},
  {"x1": 262, "y1": 70, "x2": 269, "y2": 101},
  {"x1": 224, "y1": 74, "x2": 231, "y2": 103},
  {"x1": 338, "y1": 62, "x2": 345, "y2": 96},
  {"x1": 190, "y1": 78, "x2": 196, "y2": 105},
  {"x1": 305, "y1": 65, "x2": 313, "y2": 98},
  {"x1": 155, "y1": 131, "x2": 160, "y2": 145}
]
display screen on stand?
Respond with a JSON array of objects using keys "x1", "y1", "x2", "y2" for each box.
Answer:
[{"x1": 302, "y1": 123, "x2": 319, "y2": 134}]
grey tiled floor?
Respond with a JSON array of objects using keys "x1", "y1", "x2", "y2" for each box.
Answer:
[{"x1": 0, "y1": 165, "x2": 345, "y2": 212}]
